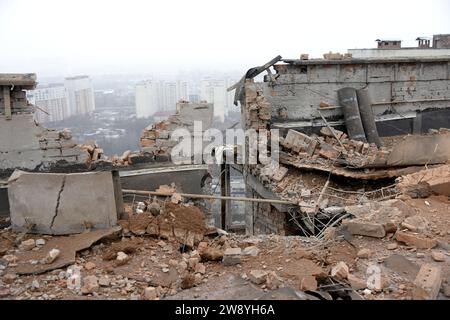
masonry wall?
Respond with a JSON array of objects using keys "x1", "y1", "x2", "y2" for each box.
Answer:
[
  {"x1": 140, "y1": 101, "x2": 214, "y2": 162},
  {"x1": 0, "y1": 114, "x2": 85, "y2": 172},
  {"x1": 247, "y1": 188, "x2": 288, "y2": 235},
  {"x1": 267, "y1": 60, "x2": 450, "y2": 125}
]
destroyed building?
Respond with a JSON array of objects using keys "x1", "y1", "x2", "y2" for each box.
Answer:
[
  {"x1": 232, "y1": 55, "x2": 450, "y2": 236},
  {"x1": 1, "y1": 49, "x2": 450, "y2": 301}
]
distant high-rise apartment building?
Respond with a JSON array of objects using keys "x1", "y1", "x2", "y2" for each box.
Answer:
[
  {"x1": 200, "y1": 79, "x2": 236, "y2": 122},
  {"x1": 64, "y1": 75, "x2": 95, "y2": 117},
  {"x1": 135, "y1": 80, "x2": 189, "y2": 118},
  {"x1": 135, "y1": 80, "x2": 162, "y2": 118},
  {"x1": 27, "y1": 84, "x2": 69, "y2": 123}
]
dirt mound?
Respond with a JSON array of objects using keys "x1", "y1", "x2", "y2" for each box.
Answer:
[{"x1": 157, "y1": 203, "x2": 206, "y2": 235}]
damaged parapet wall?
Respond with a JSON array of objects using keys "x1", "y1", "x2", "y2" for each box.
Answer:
[
  {"x1": 0, "y1": 74, "x2": 84, "y2": 175},
  {"x1": 268, "y1": 57, "x2": 450, "y2": 133},
  {"x1": 8, "y1": 170, "x2": 123, "y2": 235},
  {"x1": 140, "y1": 100, "x2": 214, "y2": 162}
]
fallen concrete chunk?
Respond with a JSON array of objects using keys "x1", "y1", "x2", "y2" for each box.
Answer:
[
  {"x1": 331, "y1": 261, "x2": 349, "y2": 280},
  {"x1": 248, "y1": 270, "x2": 268, "y2": 285},
  {"x1": 412, "y1": 264, "x2": 442, "y2": 300},
  {"x1": 401, "y1": 216, "x2": 429, "y2": 233},
  {"x1": 242, "y1": 246, "x2": 260, "y2": 257},
  {"x1": 266, "y1": 272, "x2": 283, "y2": 290},
  {"x1": 81, "y1": 275, "x2": 99, "y2": 295},
  {"x1": 222, "y1": 248, "x2": 242, "y2": 266},
  {"x1": 299, "y1": 275, "x2": 318, "y2": 291},
  {"x1": 20, "y1": 239, "x2": 35, "y2": 251},
  {"x1": 40, "y1": 248, "x2": 60, "y2": 264},
  {"x1": 395, "y1": 231, "x2": 437, "y2": 249},
  {"x1": 144, "y1": 286, "x2": 157, "y2": 300},
  {"x1": 12, "y1": 226, "x2": 121, "y2": 275},
  {"x1": 8, "y1": 170, "x2": 122, "y2": 235},
  {"x1": 357, "y1": 248, "x2": 372, "y2": 259},
  {"x1": 347, "y1": 274, "x2": 367, "y2": 290},
  {"x1": 384, "y1": 254, "x2": 420, "y2": 281},
  {"x1": 345, "y1": 220, "x2": 386, "y2": 238},
  {"x1": 431, "y1": 251, "x2": 446, "y2": 262}
]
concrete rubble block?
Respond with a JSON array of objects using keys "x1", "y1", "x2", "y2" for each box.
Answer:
[
  {"x1": 412, "y1": 264, "x2": 442, "y2": 300},
  {"x1": 299, "y1": 275, "x2": 318, "y2": 291},
  {"x1": 266, "y1": 272, "x2": 283, "y2": 290},
  {"x1": 271, "y1": 166, "x2": 288, "y2": 182},
  {"x1": 222, "y1": 247, "x2": 242, "y2": 266},
  {"x1": 431, "y1": 251, "x2": 446, "y2": 262},
  {"x1": 81, "y1": 275, "x2": 99, "y2": 294},
  {"x1": 242, "y1": 246, "x2": 260, "y2": 257},
  {"x1": 331, "y1": 261, "x2": 349, "y2": 280},
  {"x1": 8, "y1": 170, "x2": 122, "y2": 235},
  {"x1": 401, "y1": 216, "x2": 429, "y2": 233},
  {"x1": 345, "y1": 220, "x2": 386, "y2": 238},
  {"x1": 347, "y1": 274, "x2": 367, "y2": 290},
  {"x1": 282, "y1": 129, "x2": 317, "y2": 155},
  {"x1": 395, "y1": 231, "x2": 437, "y2": 249},
  {"x1": 248, "y1": 269, "x2": 268, "y2": 285},
  {"x1": 397, "y1": 165, "x2": 450, "y2": 197}
]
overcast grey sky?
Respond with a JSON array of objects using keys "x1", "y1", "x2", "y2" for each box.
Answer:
[{"x1": 0, "y1": 0, "x2": 449, "y2": 77}]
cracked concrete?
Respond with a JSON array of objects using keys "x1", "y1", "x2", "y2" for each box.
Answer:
[
  {"x1": 50, "y1": 176, "x2": 66, "y2": 231},
  {"x1": 8, "y1": 170, "x2": 121, "y2": 235}
]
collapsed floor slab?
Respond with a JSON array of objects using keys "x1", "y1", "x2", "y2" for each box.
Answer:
[{"x1": 8, "y1": 170, "x2": 123, "y2": 235}]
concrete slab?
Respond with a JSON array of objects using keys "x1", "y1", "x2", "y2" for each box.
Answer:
[{"x1": 8, "y1": 170, "x2": 121, "y2": 235}]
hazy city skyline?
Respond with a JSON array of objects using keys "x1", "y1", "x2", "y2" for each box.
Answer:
[{"x1": 1, "y1": 0, "x2": 449, "y2": 77}]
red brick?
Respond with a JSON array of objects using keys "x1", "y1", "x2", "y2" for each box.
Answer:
[{"x1": 395, "y1": 231, "x2": 437, "y2": 249}]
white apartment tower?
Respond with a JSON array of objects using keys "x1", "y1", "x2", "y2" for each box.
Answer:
[
  {"x1": 27, "y1": 84, "x2": 69, "y2": 123},
  {"x1": 64, "y1": 75, "x2": 95, "y2": 117},
  {"x1": 135, "y1": 80, "x2": 189, "y2": 118}
]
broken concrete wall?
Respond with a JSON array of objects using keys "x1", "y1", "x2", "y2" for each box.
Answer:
[
  {"x1": 267, "y1": 59, "x2": 450, "y2": 134},
  {"x1": 0, "y1": 114, "x2": 85, "y2": 173},
  {"x1": 140, "y1": 101, "x2": 214, "y2": 162},
  {"x1": 8, "y1": 170, "x2": 122, "y2": 235}
]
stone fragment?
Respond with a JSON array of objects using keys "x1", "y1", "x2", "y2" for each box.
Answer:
[
  {"x1": 3, "y1": 273, "x2": 17, "y2": 284},
  {"x1": 144, "y1": 286, "x2": 157, "y2": 300},
  {"x1": 222, "y1": 247, "x2": 241, "y2": 266},
  {"x1": 200, "y1": 247, "x2": 223, "y2": 262},
  {"x1": 195, "y1": 263, "x2": 206, "y2": 274},
  {"x1": 84, "y1": 262, "x2": 96, "y2": 270},
  {"x1": 41, "y1": 248, "x2": 60, "y2": 264},
  {"x1": 299, "y1": 275, "x2": 317, "y2": 291},
  {"x1": 357, "y1": 248, "x2": 372, "y2": 259},
  {"x1": 116, "y1": 251, "x2": 130, "y2": 266},
  {"x1": 387, "y1": 243, "x2": 398, "y2": 250},
  {"x1": 20, "y1": 239, "x2": 35, "y2": 251},
  {"x1": 347, "y1": 274, "x2": 366, "y2": 290},
  {"x1": 413, "y1": 264, "x2": 442, "y2": 300},
  {"x1": 248, "y1": 270, "x2": 268, "y2": 285},
  {"x1": 431, "y1": 251, "x2": 445, "y2": 262},
  {"x1": 99, "y1": 277, "x2": 111, "y2": 287},
  {"x1": 346, "y1": 220, "x2": 386, "y2": 238},
  {"x1": 242, "y1": 246, "x2": 260, "y2": 257},
  {"x1": 401, "y1": 216, "x2": 429, "y2": 233},
  {"x1": 266, "y1": 272, "x2": 283, "y2": 290},
  {"x1": 35, "y1": 239, "x2": 46, "y2": 246},
  {"x1": 81, "y1": 275, "x2": 99, "y2": 294},
  {"x1": 331, "y1": 261, "x2": 349, "y2": 280},
  {"x1": 396, "y1": 231, "x2": 437, "y2": 249}
]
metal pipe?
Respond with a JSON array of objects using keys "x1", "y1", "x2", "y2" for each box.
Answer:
[{"x1": 122, "y1": 189, "x2": 297, "y2": 205}]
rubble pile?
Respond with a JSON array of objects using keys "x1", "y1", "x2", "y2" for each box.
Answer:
[
  {"x1": 140, "y1": 120, "x2": 177, "y2": 162},
  {"x1": 1, "y1": 184, "x2": 450, "y2": 300}
]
